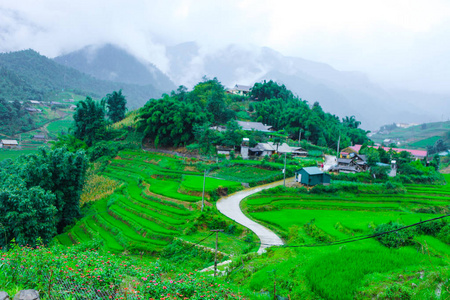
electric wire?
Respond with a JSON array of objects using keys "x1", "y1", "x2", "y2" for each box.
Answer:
[{"x1": 221, "y1": 214, "x2": 450, "y2": 248}]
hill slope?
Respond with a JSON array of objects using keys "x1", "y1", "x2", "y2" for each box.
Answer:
[
  {"x1": 0, "y1": 49, "x2": 163, "y2": 108},
  {"x1": 166, "y1": 42, "x2": 447, "y2": 129},
  {"x1": 370, "y1": 120, "x2": 450, "y2": 148},
  {"x1": 54, "y1": 44, "x2": 175, "y2": 92}
]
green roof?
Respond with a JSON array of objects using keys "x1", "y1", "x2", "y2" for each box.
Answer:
[{"x1": 300, "y1": 167, "x2": 323, "y2": 175}]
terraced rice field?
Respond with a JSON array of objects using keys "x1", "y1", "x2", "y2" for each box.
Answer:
[
  {"x1": 238, "y1": 174, "x2": 450, "y2": 299},
  {"x1": 244, "y1": 175, "x2": 450, "y2": 245},
  {"x1": 56, "y1": 150, "x2": 242, "y2": 253}
]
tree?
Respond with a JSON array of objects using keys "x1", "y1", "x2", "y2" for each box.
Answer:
[
  {"x1": 137, "y1": 95, "x2": 211, "y2": 147},
  {"x1": 0, "y1": 173, "x2": 57, "y2": 247},
  {"x1": 18, "y1": 147, "x2": 88, "y2": 233},
  {"x1": 192, "y1": 122, "x2": 219, "y2": 155},
  {"x1": 73, "y1": 97, "x2": 106, "y2": 146},
  {"x1": 220, "y1": 120, "x2": 244, "y2": 148},
  {"x1": 106, "y1": 90, "x2": 127, "y2": 123}
]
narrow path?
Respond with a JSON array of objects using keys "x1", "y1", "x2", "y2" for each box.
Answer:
[{"x1": 217, "y1": 178, "x2": 293, "y2": 254}]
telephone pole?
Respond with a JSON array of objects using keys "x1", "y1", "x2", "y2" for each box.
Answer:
[
  {"x1": 201, "y1": 169, "x2": 206, "y2": 212},
  {"x1": 211, "y1": 229, "x2": 224, "y2": 277},
  {"x1": 283, "y1": 151, "x2": 287, "y2": 187}
]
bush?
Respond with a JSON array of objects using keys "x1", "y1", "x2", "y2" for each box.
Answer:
[
  {"x1": 374, "y1": 222, "x2": 415, "y2": 248},
  {"x1": 437, "y1": 224, "x2": 450, "y2": 244},
  {"x1": 417, "y1": 219, "x2": 446, "y2": 236},
  {"x1": 380, "y1": 283, "x2": 413, "y2": 300}
]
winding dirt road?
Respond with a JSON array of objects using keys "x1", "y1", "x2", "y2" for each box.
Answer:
[{"x1": 217, "y1": 178, "x2": 293, "y2": 253}]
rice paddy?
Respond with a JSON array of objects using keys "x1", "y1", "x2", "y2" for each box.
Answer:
[{"x1": 236, "y1": 174, "x2": 450, "y2": 299}]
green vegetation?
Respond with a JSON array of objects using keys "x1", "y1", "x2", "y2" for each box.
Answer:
[
  {"x1": 55, "y1": 150, "x2": 258, "y2": 255},
  {"x1": 372, "y1": 120, "x2": 450, "y2": 149},
  {"x1": 0, "y1": 49, "x2": 161, "y2": 108},
  {"x1": 231, "y1": 174, "x2": 450, "y2": 299},
  {"x1": 0, "y1": 147, "x2": 88, "y2": 246},
  {"x1": 0, "y1": 243, "x2": 256, "y2": 299}
]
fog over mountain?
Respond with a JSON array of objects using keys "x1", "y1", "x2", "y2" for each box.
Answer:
[{"x1": 56, "y1": 42, "x2": 448, "y2": 130}]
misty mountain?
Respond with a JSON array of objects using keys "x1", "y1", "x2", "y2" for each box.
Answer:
[
  {"x1": 54, "y1": 44, "x2": 175, "y2": 92},
  {"x1": 0, "y1": 49, "x2": 163, "y2": 108},
  {"x1": 165, "y1": 43, "x2": 446, "y2": 130}
]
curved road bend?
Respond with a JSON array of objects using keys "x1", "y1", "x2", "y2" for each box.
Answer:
[{"x1": 217, "y1": 178, "x2": 293, "y2": 254}]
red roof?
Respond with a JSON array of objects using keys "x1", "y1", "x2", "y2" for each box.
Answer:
[{"x1": 350, "y1": 145, "x2": 427, "y2": 158}]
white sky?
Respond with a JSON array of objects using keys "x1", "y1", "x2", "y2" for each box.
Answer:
[{"x1": 1, "y1": 0, "x2": 450, "y2": 93}]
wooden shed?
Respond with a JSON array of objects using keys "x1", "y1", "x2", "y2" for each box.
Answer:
[{"x1": 295, "y1": 167, "x2": 331, "y2": 186}]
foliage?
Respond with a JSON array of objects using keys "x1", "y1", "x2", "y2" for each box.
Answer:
[
  {"x1": 105, "y1": 89, "x2": 127, "y2": 123},
  {"x1": 250, "y1": 80, "x2": 368, "y2": 148},
  {"x1": 0, "y1": 49, "x2": 161, "y2": 109},
  {"x1": 0, "y1": 98, "x2": 34, "y2": 135},
  {"x1": 374, "y1": 222, "x2": 415, "y2": 248},
  {"x1": 427, "y1": 138, "x2": 448, "y2": 155},
  {"x1": 137, "y1": 94, "x2": 211, "y2": 147},
  {"x1": 0, "y1": 171, "x2": 56, "y2": 247},
  {"x1": 17, "y1": 147, "x2": 88, "y2": 233},
  {"x1": 73, "y1": 97, "x2": 107, "y2": 146},
  {"x1": 0, "y1": 243, "x2": 251, "y2": 299}
]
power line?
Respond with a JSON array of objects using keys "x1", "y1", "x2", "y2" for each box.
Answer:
[
  {"x1": 284, "y1": 214, "x2": 450, "y2": 248},
  {"x1": 221, "y1": 214, "x2": 450, "y2": 248}
]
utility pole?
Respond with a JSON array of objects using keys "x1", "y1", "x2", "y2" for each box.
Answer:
[
  {"x1": 201, "y1": 169, "x2": 207, "y2": 212},
  {"x1": 211, "y1": 229, "x2": 224, "y2": 277},
  {"x1": 283, "y1": 151, "x2": 287, "y2": 187},
  {"x1": 336, "y1": 135, "x2": 341, "y2": 158},
  {"x1": 298, "y1": 128, "x2": 302, "y2": 144}
]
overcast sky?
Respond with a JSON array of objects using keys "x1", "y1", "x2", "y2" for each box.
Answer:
[{"x1": 1, "y1": 0, "x2": 450, "y2": 93}]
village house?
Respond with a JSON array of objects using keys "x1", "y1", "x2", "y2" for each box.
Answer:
[
  {"x1": 0, "y1": 139, "x2": 19, "y2": 149},
  {"x1": 330, "y1": 153, "x2": 369, "y2": 173},
  {"x1": 341, "y1": 144, "x2": 427, "y2": 160},
  {"x1": 227, "y1": 84, "x2": 252, "y2": 96},
  {"x1": 236, "y1": 121, "x2": 273, "y2": 132},
  {"x1": 295, "y1": 167, "x2": 331, "y2": 186},
  {"x1": 249, "y1": 142, "x2": 308, "y2": 157},
  {"x1": 33, "y1": 134, "x2": 46, "y2": 141}
]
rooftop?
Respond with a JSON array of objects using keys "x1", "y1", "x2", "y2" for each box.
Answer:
[{"x1": 237, "y1": 121, "x2": 273, "y2": 132}]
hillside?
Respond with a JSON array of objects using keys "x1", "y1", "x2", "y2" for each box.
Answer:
[
  {"x1": 165, "y1": 42, "x2": 447, "y2": 129},
  {"x1": 0, "y1": 49, "x2": 164, "y2": 108},
  {"x1": 54, "y1": 44, "x2": 175, "y2": 92},
  {"x1": 370, "y1": 121, "x2": 450, "y2": 149}
]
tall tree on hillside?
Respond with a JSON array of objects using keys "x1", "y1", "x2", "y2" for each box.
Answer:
[
  {"x1": 73, "y1": 97, "x2": 106, "y2": 146},
  {"x1": 106, "y1": 90, "x2": 127, "y2": 123},
  {"x1": 0, "y1": 171, "x2": 57, "y2": 247},
  {"x1": 137, "y1": 95, "x2": 211, "y2": 147},
  {"x1": 18, "y1": 147, "x2": 88, "y2": 233}
]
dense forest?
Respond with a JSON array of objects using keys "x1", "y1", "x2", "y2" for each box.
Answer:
[
  {"x1": 0, "y1": 50, "x2": 162, "y2": 107},
  {"x1": 0, "y1": 99, "x2": 34, "y2": 135},
  {"x1": 137, "y1": 79, "x2": 369, "y2": 150}
]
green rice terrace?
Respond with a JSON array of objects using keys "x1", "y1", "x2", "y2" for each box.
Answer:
[
  {"x1": 233, "y1": 174, "x2": 450, "y2": 299},
  {"x1": 55, "y1": 150, "x2": 290, "y2": 255}
]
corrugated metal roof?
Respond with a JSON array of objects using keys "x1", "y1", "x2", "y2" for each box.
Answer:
[
  {"x1": 300, "y1": 167, "x2": 323, "y2": 175},
  {"x1": 1, "y1": 140, "x2": 18, "y2": 145},
  {"x1": 237, "y1": 121, "x2": 272, "y2": 132},
  {"x1": 351, "y1": 144, "x2": 427, "y2": 158}
]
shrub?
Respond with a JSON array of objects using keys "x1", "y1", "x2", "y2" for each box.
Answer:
[
  {"x1": 379, "y1": 283, "x2": 413, "y2": 300},
  {"x1": 437, "y1": 224, "x2": 450, "y2": 244},
  {"x1": 417, "y1": 219, "x2": 446, "y2": 236},
  {"x1": 374, "y1": 222, "x2": 414, "y2": 248}
]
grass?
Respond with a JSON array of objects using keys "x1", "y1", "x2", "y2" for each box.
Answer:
[
  {"x1": 181, "y1": 174, "x2": 241, "y2": 192},
  {"x1": 0, "y1": 149, "x2": 38, "y2": 161},
  {"x1": 233, "y1": 173, "x2": 450, "y2": 299},
  {"x1": 61, "y1": 149, "x2": 254, "y2": 257}
]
